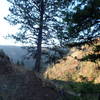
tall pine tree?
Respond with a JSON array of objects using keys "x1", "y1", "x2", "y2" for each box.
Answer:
[{"x1": 5, "y1": 0, "x2": 70, "y2": 72}]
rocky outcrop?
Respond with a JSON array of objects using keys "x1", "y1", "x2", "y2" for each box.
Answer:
[{"x1": 0, "y1": 49, "x2": 13, "y2": 74}]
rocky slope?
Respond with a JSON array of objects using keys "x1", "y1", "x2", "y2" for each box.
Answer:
[{"x1": 43, "y1": 39, "x2": 100, "y2": 93}]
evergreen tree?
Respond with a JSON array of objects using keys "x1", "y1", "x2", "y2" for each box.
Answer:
[
  {"x1": 63, "y1": 0, "x2": 100, "y2": 43},
  {"x1": 5, "y1": 0, "x2": 70, "y2": 72}
]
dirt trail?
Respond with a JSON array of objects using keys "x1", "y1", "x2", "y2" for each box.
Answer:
[
  {"x1": 0, "y1": 67, "x2": 60, "y2": 100},
  {"x1": 0, "y1": 50, "x2": 60, "y2": 100}
]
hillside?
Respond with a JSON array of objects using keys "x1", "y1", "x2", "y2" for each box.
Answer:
[
  {"x1": 0, "y1": 50, "x2": 60, "y2": 100},
  {"x1": 0, "y1": 45, "x2": 34, "y2": 69},
  {"x1": 0, "y1": 41, "x2": 100, "y2": 99}
]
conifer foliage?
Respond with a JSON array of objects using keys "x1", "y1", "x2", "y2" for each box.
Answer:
[
  {"x1": 5, "y1": 0, "x2": 69, "y2": 72},
  {"x1": 64, "y1": 0, "x2": 100, "y2": 41}
]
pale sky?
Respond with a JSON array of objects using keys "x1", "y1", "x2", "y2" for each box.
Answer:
[
  {"x1": 0, "y1": 0, "x2": 21, "y2": 46},
  {"x1": 0, "y1": 0, "x2": 60, "y2": 47}
]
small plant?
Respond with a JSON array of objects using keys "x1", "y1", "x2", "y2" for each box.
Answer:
[
  {"x1": 16, "y1": 60, "x2": 24, "y2": 66},
  {"x1": 81, "y1": 44, "x2": 100, "y2": 62},
  {"x1": 93, "y1": 45, "x2": 100, "y2": 52}
]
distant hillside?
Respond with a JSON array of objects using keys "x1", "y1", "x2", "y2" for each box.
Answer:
[{"x1": 0, "y1": 45, "x2": 34, "y2": 69}]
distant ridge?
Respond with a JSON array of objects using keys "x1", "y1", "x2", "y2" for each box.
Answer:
[{"x1": 0, "y1": 45, "x2": 34, "y2": 69}]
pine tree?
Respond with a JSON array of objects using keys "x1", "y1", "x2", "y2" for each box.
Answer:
[
  {"x1": 5, "y1": 0, "x2": 69, "y2": 72},
  {"x1": 63, "y1": 0, "x2": 100, "y2": 43}
]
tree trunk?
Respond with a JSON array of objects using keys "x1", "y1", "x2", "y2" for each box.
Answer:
[{"x1": 34, "y1": 0, "x2": 44, "y2": 72}]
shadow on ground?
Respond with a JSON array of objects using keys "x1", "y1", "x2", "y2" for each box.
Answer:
[{"x1": 50, "y1": 79, "x2": 100, "y2": 100}]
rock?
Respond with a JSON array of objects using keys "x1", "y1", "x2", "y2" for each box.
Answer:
[{"x1": 0, "y1": 49, "x2": 13, "y2": 74}]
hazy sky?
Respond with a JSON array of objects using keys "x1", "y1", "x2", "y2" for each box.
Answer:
[{"x1": 0, "y1": 0, "x2": 21, "y2": 46}]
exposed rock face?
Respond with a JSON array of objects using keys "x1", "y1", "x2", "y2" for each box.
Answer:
[{"x1": 0, "y1": 50, "x2": 13, "y2": 74}]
